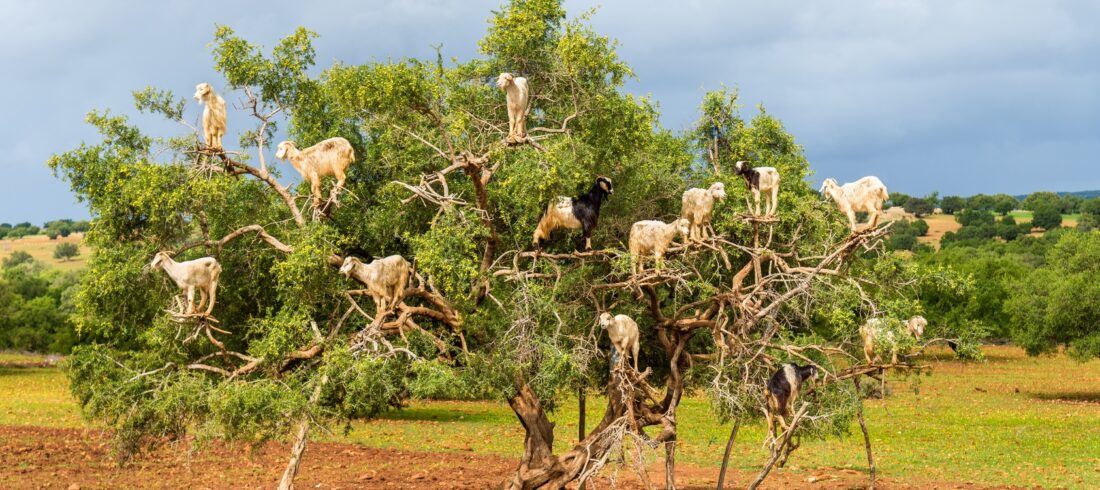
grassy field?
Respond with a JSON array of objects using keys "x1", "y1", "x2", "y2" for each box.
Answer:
[
  {"x1": 0, "y1": 233, "x2": 89, "y2": 271},
  {"x1": 1008, "y1": 210, "x2": 1081, "y2": 228},
  {"x1": 3, "y1": 346, "x2": 1099, "y2": 488}
]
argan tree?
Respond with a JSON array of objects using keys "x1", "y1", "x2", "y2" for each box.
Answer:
[{"x1": 51, "y1": 2, "x2": 978, "y2": 489}]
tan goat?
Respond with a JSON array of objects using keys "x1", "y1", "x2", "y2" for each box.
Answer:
[
  {"x1": 276, "y1": 137, "x2": 356, "y2": 208},
  {"x1": 193, "y1": 83, "x2": 227, "y2": 149},
  {"x1": 150, "y1": 252, "x2": 222, "y2": 315}
]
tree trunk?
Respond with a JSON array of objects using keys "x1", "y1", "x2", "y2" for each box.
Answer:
[
  {"x1": 664, "y1": 438, "x2": 677, "y2": 490},
  {"x1": 715, "y1": 418, "x2": 740, "y2": 490},
  {"x1": 854, "y1": 377, "x2": 876, "y2": 489},
  {"x1": 277, "y1": 374, "x2": 328, "y2": 490},
  {"x1": 578, "y1": 387, "x2": 586, "y2": 442}
]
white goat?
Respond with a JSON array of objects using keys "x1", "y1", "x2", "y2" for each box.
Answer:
[
  {"x1": 275, "y1": 137, "x2": 356, "y2": 208},
  {"x1": 859, "y1": 316, "x2": 927, "y2": 364},
  {"x1": 681, "y1": 182, "x2": 727, "y2": 241},
  {"x1": 193, "y1": 83, "x2": 227, "y2": 149},
  {"x1": 150, "y1": 252, "x2": 222, "y2": 315},
  {"x1": 734, "y1": 161, "x2": 780, "y2": 216},
  {"x1": 496, "y1": 72, "x2": 530, "y2": 143},
  {"x1": 339, "y1": 255, "x2": 411, "y2": 317},
  {"x1": 819, "y1": 176, "x2": 889, "y2": 231},
  {"x1": 629, "y1": 218, "x2": 690, "y2": 275},
  {"x1": 599, "y1": 312, "x2": 640, "y2": 371}
]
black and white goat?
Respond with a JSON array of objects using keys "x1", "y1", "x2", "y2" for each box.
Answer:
[
  {"x1": 532, "y1": 177, "x2": 614, "y2": 250},
  {"x1": 765, "y1": 363, "x2": 819, "y2": 440},
  {"x1": 734, "y1": 160, "x2": 781, "y2": 216}
]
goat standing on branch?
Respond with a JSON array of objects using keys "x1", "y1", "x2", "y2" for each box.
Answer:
[
  {"x1": 860, "y1": 316, "x2": 926, "y2": 364},
  {"x1": 628, "y1": 218, "x2": 689, "y2": 275},
  {"x1": 194, "y1": 83, "x2": 227, "y2": 150},
  {"x1": 340, "y1": 255, "x2": 411, "y2": 318},
  {"x1": 149, "y1": 252, "x2": 222, "y2": 316},
  {"x1": 496, "y1": 72, "x2": 530, "y2": 143},
  {"x1": 276, "y1": 137, "x2": 356, "y2": 209},
  {"x1": 599, "y1": 312, "x2": 640, "y2": 371},
  {"x1": 765, "y1": 363, "x2": 818, "y2": 441},
  {"x1": 681, "y1": 182, "x2": 727, "y2": 241},
  {"x1": 532, "y1": 177, "x2": 613, "y2": 251},
  {"x1": 735, "y1": 160, "x2": 780, "y2": 216},
  {"x1": 819, "y1": 176, "x2": 889, "y2": 232}
]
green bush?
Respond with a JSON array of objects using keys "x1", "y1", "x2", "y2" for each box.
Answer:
[
  {"x1": 1031, "y1": 204, "x2": 1063, "y2": 230},
  {"x1": 54, "y1": 243, "x2": 80, "y2": 261},
  {"x1": 957, "y1": 209, "x2": 995, "y2": 227}
]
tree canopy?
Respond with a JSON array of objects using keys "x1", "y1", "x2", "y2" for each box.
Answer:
[{"x1": 48, "y1": 2, "x2": 976, "y2": 487}]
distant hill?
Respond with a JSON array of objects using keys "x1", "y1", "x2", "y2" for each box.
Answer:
[{"x1": 1013, "y1": 190, "x2": 1100, "y2": 200}]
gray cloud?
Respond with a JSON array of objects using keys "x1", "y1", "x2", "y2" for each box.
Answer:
[{"x1": 2, "y1": 0, "x2": 1097, "y2": 223}]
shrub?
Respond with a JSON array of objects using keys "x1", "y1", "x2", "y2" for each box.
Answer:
[
  {"x1": 2, "y1": 251, "x2": 34, "y2": 269},
  {"x1": 54, "y1": 243, "x2": 80, "y2": 261},
  {"x1": 1031, "y1": 204, "x2": 1062, "y2": 230},
  {"x1": 957, "y1": 209, "x2": 995, "y2": 227}
]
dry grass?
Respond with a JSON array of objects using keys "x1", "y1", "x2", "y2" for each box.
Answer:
[
  {"x1": 917, "y1": 214, "x2": 961, "y2": 248},
  {"x1": 0, "y1": 233, "x2": 89, "y2": 271}
]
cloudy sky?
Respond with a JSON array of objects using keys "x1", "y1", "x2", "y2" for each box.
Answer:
[{"x1": 3, "y1": 0, "x2": 1098, "y2": 224}]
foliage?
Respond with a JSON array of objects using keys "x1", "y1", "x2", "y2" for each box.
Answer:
[
  {"x1": 886, "y1": 219, "x2": 930, "y2": 252},
  {"x1": 1006, "y1": 230, "x2": 1100, "y2": 360},
  {"x1": 53, "y1": 243, "x2": 80, "y2": 261},
  {"x1": 1031, "y1": 204, "x2": 1063, "y2": 230},
  {"x1": 938, "y1": 195, "x2": 965, "y2": 214},
  {"x1": 0, "y1": 256, "x2": 81, "y2": 353},
  {"x1": 956, "y1": 209, "x2": 994, "y2": 227},
  {"x1": 888, "y1": 192, "x2": 911, "y2": 209},
  {"x1": 1021, "y1": 191, "x2": 1061, "y2": 212},
  {"x1": 1079, "y1": 197, "x2": 1100, "y2": 231},
  {"x1": 47, "y1": 1, "x2": 967, "y2": 485},
  {"x1": 903, "y1": 197, "x2": 934, "y2": 217}
]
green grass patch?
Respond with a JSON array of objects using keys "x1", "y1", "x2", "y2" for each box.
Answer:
[
  {"x1": 1008, "y1": 210, "x2": 1081, "y2": 227},
  {"x1": 0, "y1": 367, "x2": 83, "y2": 428},
  {"x1": 4, "y1": 346, "x2": 1100, "y2": 488}
]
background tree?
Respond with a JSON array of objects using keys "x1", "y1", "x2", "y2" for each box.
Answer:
[
  {"x1": 888, "y1": 192, "x2": 911, "y2": 209},
  {"x1": 939, "y1": 195, "x2": 966, "y2": 214},
  {"x1": 1021, "y1": 191, "x2": 1061, "y2": 212},
  {"x1": 991, "y1": 194, "x2": 1018, "y2": 215},
  {"x1": 967, "y1": 194, "x2": 996, "y2": 212},
  {"x1": 903, "y1": 197, "x2": 934, "y2": 217},
  {"x1": 1006, "y1": 230, "x2": 1100, "y2": 360},
  {"x1": 1078, "y1": 197, "x2": 1100, "y2": 230},
  {"x1": 53, "y1": 242, "x2": 80, "y2": 261},
  {"x1": 1031, "y1": 204, "x2": 1063, "y2": 230}
]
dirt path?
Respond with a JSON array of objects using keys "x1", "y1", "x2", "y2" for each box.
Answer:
[{"x1": 0, "y1": 425, "x2": 1016, "y2": 489}]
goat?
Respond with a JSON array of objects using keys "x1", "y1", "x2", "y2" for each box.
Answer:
[
  {"x1": 734, "y1": 161, "x2": 780, "y2": 216},
  {"x1": 599, "y1": 312, "x2": 640, "y2": 371},
  {"x1": 496, "y1": 72, "x2": 530, "y2": 143},
  {"x1": 765, "y1": 363, "x2": 819, "y2": 440},
  {"x1": 681, "y1": 182, "x2": 727, "y2": 241},
  {"x1": 339, "y1": 255, "x2": 411, "y2": 317},
  {"x1": 819, "y1": 176, "x2": 889, "y2": 232},
  {"x1": 532, "y1": 177, "x2": 614, "y2": 251},
  {"x1": 275, "y1": 137, "x2": 356, "y2": 208},
  {"x1": 859, "y1": 316, "x2": 927, "y2": 364},
  {"x1": 193, "y1": 83, "x2": 227, "y2": 149},
  {"x1": 628, "y1": 218, "x2": 690, "y2": 275},
  {"x1": 149, "y1": 252, "x2": 222, "y2": 315}
]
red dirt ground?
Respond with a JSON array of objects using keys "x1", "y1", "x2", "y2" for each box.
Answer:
[{"x1": 0, "y1": 426, "x2": 1015, "y2": 489}]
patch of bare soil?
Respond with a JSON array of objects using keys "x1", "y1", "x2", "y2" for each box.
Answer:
[{"x1": 0, "y1": 425, "x2": 1012, "y2": 489}]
